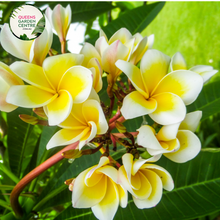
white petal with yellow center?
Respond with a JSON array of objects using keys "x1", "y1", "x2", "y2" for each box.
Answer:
[
  {"x1": 121, "y1": 91, "x2": 157, "y2": 120},
  {"x1": 59, "y1": 66, "x2": 93, "y2": 103},
  {"x1": 140, "y1": 49, "x2": 170, "y2": 94},
  {"x1": 164, "y1": 130, "x2": 201, "y2": 163},
  {"x1": 109, "y1": 28, "x2": 132, "y2": 45},
  {"x1": 6, "y1": 85, "x2": 56, "y2": 108},
  {"x1": 46, "y1": 90, "x2": 73, "y2": 126},
  {"x1": 43, "y1": 53, "x2": 84, "y2": 89},
  {"x1": 10, "y1": 62, "x2": 54, "y2": 93},
  {"x1": 95, "y1": 36, "x2": 109, "y2": 56},
  {"x1": 153, "y1": 70, "x2": 203, "y2": 105},
  {"x1": 149, "y1": 92, "x2": 186, "y2": 125},
  {"x1": 170, "y1": 52, "x2": 187, "y2": 71},
  {"x1": 117, "y1": 185, "x2": 128, "y2": 208}
]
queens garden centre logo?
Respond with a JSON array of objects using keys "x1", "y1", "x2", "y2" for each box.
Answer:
[{"x1": 9, "y1": 5, "x2": 45, "y2": 40}]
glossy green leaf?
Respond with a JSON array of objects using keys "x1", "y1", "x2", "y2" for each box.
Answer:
[
  {"x1": 89, "y1": 2, "x2": 165, "y2": 44},
  {"x1": 53, "y1": 151, "x2": 220, "y2": 220},
  {"x1": 187, "y1": 80, "x2": 220, "y2": 120}
]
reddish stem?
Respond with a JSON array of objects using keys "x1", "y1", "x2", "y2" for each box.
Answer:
[
  {"x1": 113, "y1": 132, "x2": 139, "y2": 138},
  {"x1": 109, "y1": 108, "x2": 121, "y2": 124},
  {"x1": 108, "y1": 116, "x2": 126, "y2": 131},
  {"x1": 10, "y1": 142, "x2": 79, "y2": 218}
]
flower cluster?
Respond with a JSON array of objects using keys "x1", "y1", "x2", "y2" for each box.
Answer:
[{"x1": 0, "y1": 4, "x2": 218, "y2": 220}]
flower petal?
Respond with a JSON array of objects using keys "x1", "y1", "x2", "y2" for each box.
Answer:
[
  {"x1": 82, "y1": 100, "x2": 108, "y2": 134},
  {"x1": 6, "y1": 85, "x2": 56, "y2": 108},
  {"x1": 43, "y1": 53, "x2": 84, "y2": 89},
  {"x1": 0, "y1": 24, "x2": 32, "y2": 61},
  {"x1": 179, "y1": 111, "x2": 202, "y2": 132},
  {"x1": 121, "y1": 91, "x2": 157, "y2": 120},
  {"x1": 72, "y1": 169, "x2": 107, "y2": 208},
  {"x1": 133, "y1": 169, "x2": 162, "y2": 209},
  {"x1": 153, "y1": 70, "x2": 203, "y2": 105},
  {"x1": 117, "y1": 184, "x2": 128, "y2": 208},
  {"x1": 137, "y1": 125, "x2": 162, "y2": 151},
  {"x1": 190, "y1": 65, "x2": 218, "y2": 83},
  {"x1": 46, "y1": 127, "x2": 89, "y2": 150},
  {"x1": 115, "y1": 60, "x2": 148, "y2": 98},
  {"x1": 46, "y1": 90, "x2": 73, "y2": 126},
  {"x1": 97, "y1": 165, "x2": 118, "y2": 183},
  {"x1": 149, "y1": 92, "x2": 186, "y2": 125},
  {"x1": 109, "y1": 28, "x2": 132, "y2": 45},
  {"x1": 92, "y1": 178, "x2": 119, "y2": 220},
  {"x1": 170, "y1": 52, "x2": 187, "y2": 71},
  {"x1": 141, "y1": 164, "x2": 174, "y2": 191},
  {"x1": 156, "y1": 123, "x2": 181, "y2": 141},
  {"x1": 140, "y1": 49, "x2": 170, "y2": 94},
  {"x1": 79, "y1": 121, "x2": 97, "y2": 149},
  {"x1": 95, "y1": 36, "x2": 109, "y2": 56},
  {"x1": 59, "y1": 66, "x2": 93, "y2": 103},
  {"x1": 102, "y1": 40, "x2": 130, "y2": 81},
  {"x1": 10, "y1": 62, "x2": 54, "y2": 93},
  {"x1": 122, "y1": 153, "x2": 133, "y2": 183},
  {"x1": 164, "y1": 130, "x2": 201, "y2": 163}
]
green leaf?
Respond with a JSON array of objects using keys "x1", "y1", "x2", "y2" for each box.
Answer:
[
  {"x1": 88, "y1": 2, "x2": 165, "y2": 44},
  {"x1": 53, "y1": 151, "x2": 220, "y2": 220},
  {"x1": 7, "y1": 108, "x2": 34, "y2": 177},
  {"x1": 187, "y1": 80, "x2": 220, "y2": 120},
  {"x1": 0, "y1": 185, "x2": 15, "y2": 190}
]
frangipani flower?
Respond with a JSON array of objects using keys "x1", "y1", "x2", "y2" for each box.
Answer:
[
  {"x1": 95, "y1": 28, "x2": 154, "y2": 84},
  {"x1": 171, "y1": 52, "x2": 218, "y2": 83},
  {"x1": 47, "y1": 99, "x2": 108, "y2": 150},
  {"x1": 6, "y1": 53, "x2": 93, "y2": 126},
  {"x1": 0, "y1": 18, "x2": 53, "y2": 66},
  {"x1": 116, "y1": 49, "x2": 204, "y2": 125},
  {"x1": 118, "y1": 153, "x2": 174, "y2": 209},
  {"x1": 0, "y1": 62, "x2": 23, "y2": 112},
  {"x1": 46, "y1": 4, "x2": 71, "y2": 43},
  {"x1": 72, "y1": 156, "x2": 127, "y2": 220},
  {"x1": 80, "y1": 43, "x2": 103, "y2": 93},
  {"x1": 137, "y1": 111, "x2": 202, "y2": 163}
]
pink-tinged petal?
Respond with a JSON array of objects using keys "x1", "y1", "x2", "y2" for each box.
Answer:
[
  {"x1": 72, "y1": 169, "x2": 107, "y2": 208},
  {"x1": 170, "y1": 52, "x2": 187, "y2": 71},
  {"x1": 46, "y1": 127, "x2": 89, "y2": 150},
  {"x1": 117, "y1": 184, "x2": 128, "y2": 208},
  {"x1": 115, "y1": 60, "x2": 148, "y2": 98},
  {"x1": 133, "y1": 169, "x2": 162, "y2": 209},
  {"x1": 79, "y1": 121, "x2": 97, "y2": 149},
  {"x1": 45, "y1": 7, "x2": 52, "y2": 24},
  {"x1": 137, "y1": 125, "x2": 162, "y2": 150},
  {"x1": 141, "y1": 164, "x2": 174, "y2": 191},
  {"x1": 46, "y1": 90, "x2": 73, "y2": 126},
  {"x1": 59, "y1": 66, "x2": 93, "y2": 103},
  {"x1": 92, "y1": 178, "x2": 119, "y2": 220},
  {"x1": 0, "y1": 76, "x2": 17, "y2": 112},
  {"x1": 109, "y1": 28, "x2": 132, "y2": 45},
  {"x1": 122, "y1": 153, "x2": 133, "y2": 183},
  {"x1": 153, "y1": 70, "x2": 203, "y2": 105},
  {"x1": 149, "y1": 92, "x2": 186, "y2": 125},
  {"x1": 156, "y1": 123, "x2": 181, "y2": 141},
  {"x1": 97, "y1": 166, "x2": 118, "y2": 183},
  {"x1": 82, "y1": 99, "x2": 108, "y2": 134},
  {"x1": 6, "y1": 85, "x2": 56, "y2": 108},
  {"x1": 164, "y1": 130, "x2": 201, "y2": 163},
  {"x1": 102, "y1": 40, "x2": 130, "y2": 80},
  {"x1": 80, "y1": 43, "x2": 101, "y2": 66},
  {"x1": 140, "y1": 49, "x2": 170, "y2": 94},
  {"x1": 10, "y1": 62, "x2": 54, "y2": 93},
  {"x1": 30, "y1": 17, "x2": 53, "y2": 66},
  {"x1": 88, "y1": 58, "x2": 103, "y2": 93},
  {"x1": 95, "y1": 36, "x2": 109, "y2": 56},
  {"x1": 190, "y1": 65, "x2": 218, "y2": 83},
  {"x1": 0, "y1": 24, "x2": 33, "y2": 62},
  {"x1": 179, "y1": 111, "x2": 202, "y2": 132},
  {"x1": 43, "y1": 53, "x2": 84, "y2": 89},
  {"x1": 59, "y1": 112, "x2": 86, "y2": 129},
  {"x1": 130, "y1": 36, "x2": 148, "y2": 65},
  {"x1": 121, "y1": 91, "x2": 157, "y2": 120}
]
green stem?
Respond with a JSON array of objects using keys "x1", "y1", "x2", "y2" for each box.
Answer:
[
  {"x1": 0, "y1": 164, "x2": 20, "y2": 184},
  {"x1": 10, "y1": 142, "x2": 79, "y2": 219}
]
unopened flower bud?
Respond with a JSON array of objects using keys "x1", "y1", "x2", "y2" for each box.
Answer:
[
  {"x1": 61, "y1": 149, "x2": 82, "y2": 159},
  {"x1": 33, "y1": 107, "x2": 48, "y2": 119},
  {"x1": 19, "y1": 114, "x2": 39, "y2": 125},
  {"x1": 115, "y1": 121, "x2": 126, "y2": 133}
]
